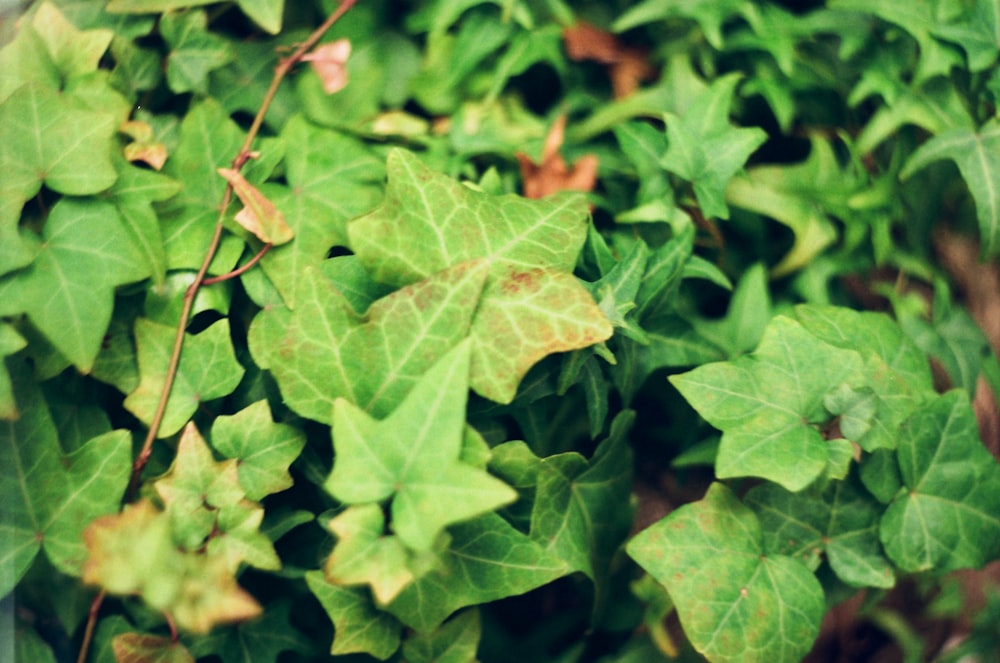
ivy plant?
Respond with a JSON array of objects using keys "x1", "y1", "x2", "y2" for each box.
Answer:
[{"x1": 3, "y1": 1, "x2": 1000, "y2": 662}]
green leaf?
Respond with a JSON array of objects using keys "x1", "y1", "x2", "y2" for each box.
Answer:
[
  {"x1": 157, "y1": 99, "x2": 249, "y2": 273},
  {"x1": 0, "y1": 358, "x2": 131, "y2": 596},
  {"x1": 627, "y1": 483, "x2": 825, "y2": 663},
  {"x1": 211, "y1": 400, "x2": 305, "y2": 501},
  {"x1": 160, "y1": 9, "x2": 234, "y2": 94},
  {"x1": 326, "y1": 342, "x2": 517, "y2": 551},
  {"x1": 124, "y1": 318, "x2": 245, "y2": 438},
  {"x1": 321, "y1": 504, "x2": 421, "y2": 604},
  {"x1": 251, "y1": 260, "x2": 487, "y2": 422},
  {"x1": 726, "y1": 137, "x2": 851, "y2": 276},
  {"x1": 0, "y1": 324, "x2": 27, "y2": 420},
  {"x1": 530, "y1": 411, "x2": 634, "y2": 613},
  {"x1": 185, "y1": 600, "x2": 315, "y2": 663},
  {"x1": 746, "y1": 478, "x2": 895, "y2": 588},
  {"x1": 880, "y1": 391, "x2": 1000, "y2": 572},
  {"x1": 305, "y1": 570, "x2": 403, "y2": 660},
  {"x1": 0, "y1": 199, "x2": 150, "y2": 372},
  {"x1": 933, "y1": 0, "x2": 1000, "y2": 71},
  {"x1": 0, "y1": 82, "x2": 119, "y2": 274},
  {"x1": 660, "y1": 74, "x2": 767, "y2": 219},
  {"x1": 794, "y1": 304, "x2": 935, "y2": 451},
  {"x1": 670, "y1": 315, "x2": 866, "y2": 491},
  {"x1": 901, "y1": 118, "x2": 1000, "y2": 257},
  {"x1": 260, "y1": 115, "x2": 384, "y2": 308},
  {"x1": 348, "y1": 149, "x2": 612, "y2": 403},
  {"x1": 613, "y1": 0, "x2": 748, "y2": 48},
  {"x1": 236, "y1": 0, "x2": 284, "y2": 34},
  {"x1": 386, "y1": 513, "x2": 569, "y2": 632},
  {"x1": 31, "y1": 2, "x2": 113, "y2": 79},
  {"x1": 402, "y1": 609, "x2": 481, "y2": 663}
]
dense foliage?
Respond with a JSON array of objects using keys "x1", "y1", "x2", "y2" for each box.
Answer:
[{"x1": 3, "y1": 0, "x2": 1000, "y2": 662}]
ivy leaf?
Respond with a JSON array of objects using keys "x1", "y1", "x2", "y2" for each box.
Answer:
[
  {"x1": 112, "y1": 633, "x2": 195, "y2": 663},
  {"x1": 660, "y1": 74, "x2": 767, "y2": 219},
  {"x1": 305, "y1": 571, "x2": 402, "y2": 660},
  {"x1": 251, "y1": 260, "x2": 487, "y2": 422},
  {"x1": 746, "y1": 478, "x2": 895, "y2": 589},
  {"x1": 530, "y1": 411, "x2": 634, "y2": 613},
  {"x1": 31, "y1": 2, "x2": 114, "y2": 78},
  {"x1": 124, "y1": 318, "x2": 245, "y2": 438},
  {"x1": 627, "y1": 483, "x2": 825, "y2": 663},
  {"x1": 794, "y1": 305, "x2": 935, "y2": 451},
  {"x1": 160, "y1": 9, "x2": 234, "y2": 94},
  {"x1": 322, "y1": 504, "x2": 420, "y2": 604},
  {"x1": 260, "y1": 115, "x2": 384, "y2": 308},
  {"x1": 348, "y1": 149, "x2": 612, "y2": 403},
  {"x1": 880, "y1": 391, "x2": 1000, "y2": 572},
  {"x1": 613, "y1": 0, "x2": 748, "y2": 48},
  {"x1": 157, "y1": 99, "x2": 249, "y2": 273},
  {"x1": 933, "y1": 0, "x2": 1000, "y2": 72},
  {"x1": 82, "y1": 500, "x2": 262, "y2": 634},
  {"x1": 0, "y1": 358, "x2": 132, "y2": 596},
  {"x1": 0, "y1": 82, "x2": 118, "y2": 274},
  {"x1": 326, "y1": 342, "x2": 517, "y2": 552},
  {"x1": 186, "y1": 600, "x2": 315, "y2": 663},
  {"x1": 0, "y1": 323, "x2": 27, "y2": 420},
  {"x1": 726, "y1": 137, "x2": 850, "y2": 276},
  {"x1": 401, "y1": 609, "x2": 481, "y2": 663},
  {"x1": 900, "y1": 119, "x2": 1000, "y2": 257},
  {"x1": 0, "y1": 199, "x2": 150, "y2": 372},
  {"x1": 211, "y1": 400, "x2": 305, "y2": 501},
  {"x1": 154, "y1": 423, "x2": 283, "y2": 575},
  {"x1": 386, "y1": 513, "x2": 569, "y2": 632},
  {"x1": 670, "y1": 315, "x2": 866, "y2": 491},
  {"x1": 235, "y1": 0, "x2": 284, "y2": 34}
]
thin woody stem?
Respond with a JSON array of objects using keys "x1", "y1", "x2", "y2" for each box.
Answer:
[
  {"x1": 202, "y1": 243, "x2": 272, "y2": 285},
  {"x1": 81, "y1": 4, "x2": 360, "y2": 662}
]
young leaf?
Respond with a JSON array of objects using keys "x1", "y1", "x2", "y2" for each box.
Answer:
[
  {"x1": 0, "y1": 199, "x2": 150, "y2": 372},
  {"x1": 880, "y1": 391, "x2": 1000, "y2": 572},
  {"x1": 326, "y1": 342, "x2": 517, "y2": 551},
  {"x1": 303, "y1": 39, "x2": 352, "y2": 94},
  {"x1": 31, "y1": 2, "x2": 113, "y2": 78},
  {"x1": 251, "y1": 260, "x2": 487, "y2": 422},
  {"x1": 211, "y1": 400, "x2": 305, "y2": 501},
  {"x1": 670, "y1": 315, "x2": 866, "y2": 491},
  {"x1": 322, "y1": 504, "x2": 419, "y2": 604},
  {"x1": 900, "y1": 119, "x2": 1000, "y2": 257},
  {"x1": 0, "y1": 359, "x2": 131, "y2": 595},
  {"x1": 124, "y1": 318, "x2": 245, "y2": 438},
  {"x1": 627, "y1": 483, "x2": 825, "y2": 663},
  {"x1": 217, "y1": 168, "x2": 293, "y2": 245},
  {"x1": 348, "y1": 149, "x2": 612, "y2": 403},
  {"x1": 83, "y1": 500, "x2": 262, "y2": 633},
  {"x1": 305, "y1": 571, "x2": 403, "y2": 660},
  {"x1": 386, "y1": 513, "x2": 570, "y2": 632},
  {"x1": 660, "y1": 74, "x2": 767, "y2": 220}
]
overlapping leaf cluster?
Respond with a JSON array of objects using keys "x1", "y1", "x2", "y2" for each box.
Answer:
[{"x1": 3, "y1": 1, "x2": 1000, "y2": 663}]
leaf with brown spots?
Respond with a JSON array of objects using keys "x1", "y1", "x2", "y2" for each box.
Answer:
[{"x1": 347, "y1": 149, "x2": 612, "y2": 404}]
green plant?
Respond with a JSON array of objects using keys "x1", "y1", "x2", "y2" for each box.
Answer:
[{"x1": 3, "y1": 1, "x2": 1000, "y2": 662}]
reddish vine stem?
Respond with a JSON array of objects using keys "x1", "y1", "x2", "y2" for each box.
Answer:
[
  {"x1": 202, "y1": 242, "x2": 272, "y2": 285},
  {"x1": 80, "y1": 3, "x2": 359, "y2": 662}
]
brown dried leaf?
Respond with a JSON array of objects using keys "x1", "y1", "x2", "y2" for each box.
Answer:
[
  {"x1": 562, "y1": 21, "x2": 654, "y2": 98},
  {"x1": 120, "y1": 120, "x2": 168, "y2": 171},
  {"x1": 303, "y1": 39, "x2": 351, "y2": 94},
  {"x1": 516, "y1": 115, "x2": 599, "y2": 199},
  {"x1": 217, "y1": 167, "x2": 293, "y2": 245}
]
